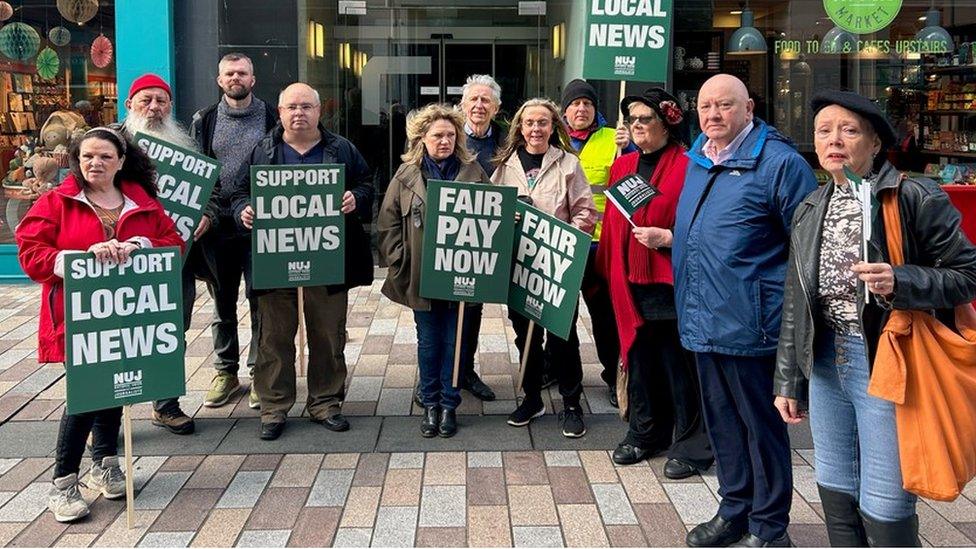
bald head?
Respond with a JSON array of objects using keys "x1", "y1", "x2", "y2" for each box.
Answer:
[
  {"x1": 278, "y1": 83, "x2": 322, "y2": 136},
  {"x1": 697, "y1": 74, "x2": 754, "y2": 148}
]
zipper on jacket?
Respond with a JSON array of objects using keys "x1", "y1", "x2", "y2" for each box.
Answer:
[{"x1": 934, "y1": 232, "x2": 963, "y2": 267}]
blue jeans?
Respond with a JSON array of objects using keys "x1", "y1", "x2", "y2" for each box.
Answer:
[
  {"x1": 413, "y1": 302, "x2": 462, "y2": 410},
  {"x1": 810, "y1": 330, "x2": 917, "y2": 522}
]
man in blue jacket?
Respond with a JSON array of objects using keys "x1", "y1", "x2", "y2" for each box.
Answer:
[{"x1": 672, "y1": 74, "x2": 817, "y2": 548}]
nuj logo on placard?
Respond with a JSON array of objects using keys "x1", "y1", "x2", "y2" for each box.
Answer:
[
  {"x1": 288, "y1": 260, "x2": 312, "y2": 282},
  {"x1": 525, "y1": 295, "x2": 545, "y2": 318},
  {"x1": 453, "y1": 276, "x2": 476, "y2": 297},
  {"x1": 113, "y1": 369, "x2": 144, "y2": 399},
  {"x1": 614, "y1": 56, "x2": 636, "y2": 76}
]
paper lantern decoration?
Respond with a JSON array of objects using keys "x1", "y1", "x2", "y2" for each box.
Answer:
[
  {"x1": 0, "y1": 2, "x2": 13, "y2": 22},
  {"x1": 90, "y1": 33, "x2": 112, "y2": 68},
  {"x1": 48, "y1": 26, "x2": 71, "y2": 47},
  {"x1": 56, "y1": 0, "x2": 98, "y2": 25},
  {"x1": 0, "y1": 23, "x2": 41, "y2": 61},
  {"x1": 36, "y1": 47, "x2": 59, "y2": 79}
]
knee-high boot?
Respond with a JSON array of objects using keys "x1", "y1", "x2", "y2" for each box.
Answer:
[
  {"x1": 817, "y1": 485, "x2": 867, "y2": 547},
  {"x1": 861, "y1": 512, "x2": 920, "y2": 547}
]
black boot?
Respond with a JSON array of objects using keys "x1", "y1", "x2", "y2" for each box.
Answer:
[
  {"x1": 438, "y1": 408, "x2": 458, "y2": 438},
  {"x1": 818, "y1": 485, "x2": 867, "y2": 547},
  {"x1": 861, "y1": 512, "x2": 920, "y2": 547},
  {"x1": 421, "y1": 406, "x2": 440, "y2": 438}
]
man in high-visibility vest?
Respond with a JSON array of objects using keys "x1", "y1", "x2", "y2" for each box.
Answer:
[{"x1": 561, "y1": 79, "x2": 635, "y2": 406}]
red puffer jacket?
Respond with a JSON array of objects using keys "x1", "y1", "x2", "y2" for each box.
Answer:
[{"x1": 15, "y1": 174, "x2": 184, "y2": 363}]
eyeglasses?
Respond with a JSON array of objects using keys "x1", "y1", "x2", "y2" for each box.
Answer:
[
  {"x1": 282, "y1": 103, "x2": 318, "y2": 113},
  {"x1": 626, "y1": 115, "x2": 659, "y2": 126},
  {"x1": 521, "y1": 119, "x2": 551, "y2": 129}
]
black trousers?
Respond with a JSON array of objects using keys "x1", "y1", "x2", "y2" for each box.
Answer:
[
  {"x1": 581, "y1": 244, "x2": 619, "y2": 387},
  {"x1": 509, "y1": 308, "x2": 583, "y2": 405},
  {"x1": 53, "y1": 406, "x2": 122, "y2": 478},
  {"x1": 625, "y1": 318, "x2": 713, "y2": 470},
  {"x1": 206, "y1": 225, "x2": 258, "y2": 376},
  {"x1": 460, "y1": 303, "x2": 483, "y2": 381}
]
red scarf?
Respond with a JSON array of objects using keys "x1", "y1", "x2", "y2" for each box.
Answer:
[{"x1": 596, "y1": 143, "x2": 688, "y2": 371}]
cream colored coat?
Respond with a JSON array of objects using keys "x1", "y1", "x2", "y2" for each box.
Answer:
[{"x1": 490, "y1": 145, "x2": 596, "y2": 234}]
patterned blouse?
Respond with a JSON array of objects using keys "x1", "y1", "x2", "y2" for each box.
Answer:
[{"x1": 817, "y1": 182, "x2": 862, "y2": 335}]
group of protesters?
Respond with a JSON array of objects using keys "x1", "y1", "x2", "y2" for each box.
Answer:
[{"x1": 14, "y1": 50, "x2": 976, "y2": 548}]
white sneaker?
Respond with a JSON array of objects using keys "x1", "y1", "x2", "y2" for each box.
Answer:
[
  {"x1": 84, "y1": 456, "x2": 126, "y2": 499},
  {"x1": 48, "y1": 474, "x2": 90, "y2": 523}
]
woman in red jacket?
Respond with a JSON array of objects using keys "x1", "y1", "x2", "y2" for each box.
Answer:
[
  {"x1": 597, "y1": 89, "x2": 713, "y2": 477},
  {"x1": 16, "y1": 127, "x2": 183, "y2": 523}
]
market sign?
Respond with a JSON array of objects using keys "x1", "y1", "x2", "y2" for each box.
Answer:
[
  {"x1": 582, "y1": 0, "x2": 673, "y2": 82},
  {"x1": 823, "y1": 0, "x2": 902, "y2": 35},
  {"x1": 508, "y1": 203, "x2": 589, "y2": 340},
  {"x1": 63, "y1": 248, "x2": 186, "y2": 415},
  {"x1": 419, "y1": 179, "x2": 517, "y2": 303},
  {"x1": 250, "y1": 164, "x2": 346, "y2": 289},
  {"x1": 135, "y1": 133, "x2": 220, "y2": 255}
]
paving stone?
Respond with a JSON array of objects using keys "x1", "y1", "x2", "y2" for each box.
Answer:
[
  {"x1": 0, "y1": 482, "x2": 50, "y2": 523},
  {"x1": 509, "y1": 485, "x2": 559, "y2": 526},
  {"x1": 617, "y1": 466, "x2": 669, "y2": 504},
  {"x1": 545, "y1": 451, "x2": 582, "y2": 467},
  {"x1": 239, "y1": 454, "x2": 282, "y2": 471},
  {"x1": 790, "y1": 491, "x2": 824, "y2": 524},
  {"x1": 632, "y1": 503, "x2": 687, "y2": 547},
  {"x1": 579, "y1": 451, "x2": 618, "y2": 484},
  {"x1": 339, "y1": 487, "x2": 381, "y2": 528},
  {"x1": 91, "y1": 509, "x2": 161, "y2": 547},
  {"x1": 8, "y1": 511, "x2": 69, "y2": 547},
  {"x1": 236, "y1": 529, "x2": 291, "y2": 547},
  {"x1": 558, "y1": 503, "x2": 610, "y2": 547},
  {"x1": 352, "y1": 453, "x2": 389, "y2": 487},
  {"x1": 423, "y1": 452, "x2": 466, "y2": 486},
  {"x1": 216, "y1": 471, "x2": 272, "y2": 509},
  {"x1": 954, "y1": 523, "x2": 976, "y2": 544},
  {"x1": 387, "y1": 453, "x2": 423, "y2": 470},
  {"x1": 792, "y1": 464, "x2": 820, "y2": 503},
  {"x1": 548, "y1": 467, "x2": 595, "y2": 505},
  {"x1": 189, "y1": 508, "x2": 250, "y2": 547},
  {"x1": 0, "y1": 458, "x2": 53, "y2": 491},
  {"x1": 62, "y1": 498, "x2": 124, "y2": 536},
  {"x1": 788, "y1": 524, "x2": 830, "y2": 547},
  {"x1": 271, "y1": 454, "x2": 324, "y2": 488},
  {"x1": 138, "y1": 532, "x2": 195, "y2": 547},
  {"x1": 308, "y1": 469, "x2": 355, "y2": 507},
  {"x1": 661, "y1": 482, "x2": 717, "y2": 525},
  {"x1": 605, "y1": 525, "x2": 647, "y2": 547},
  {"x1": 159, "y1": 455, "x2": 206, "y2": 473},
  {"x1": 467, "y1": 452, "x2": 502, "y2": 468},
  {"x1": 592, "y1": 483, "x2": 638, "y2": 525},
  {"x1": 10, "y1": 397, "x2": 61, "y2": 421},
  {"x1": 134, "y1": 471, "x2": 192, "y2": 510},
  {"x1": 184, "y1": 455, "x2": 246, "y2": 490},
  {"x1": 323, "y1": 453, "x2": 360, "y2": 470},
  {"x1": 513, "y1": 526, "x2": 564, "y2": 548},
  {"x1": 504, "y1": 452, "x2": 549, "y2": 485},
  {"x1": 287, "y1": 507, "x2": 341, "y2": 547},
  {"x1": 0, "y1": 491, "x2": 13, "y2": 510},
  {"x1": 468, "y1": 505, "x2": 512, "y2": 547},
  {"x1": 415, "y1": 527, "x2": 467, "y2": 547},
  {"x1": 54, "y1": 533, "x2": 99, "y2": 547},
  {"x1": 371, "y1": 506, "x2": 418, "y2": 547},
  {"x1": 419, "y1": 485, "x2": 466, "y2": 527},
  {"x1": 0, "y1": 522, "x2": 27, "y2": 546},
  {"x1": 375, "y1": 389, "x2": 413, "y2": 415},
  {"x1": 929, "y1": 495, "x2": 976, "y2": 523},
  {"x1": 467, "y1": 467, "x2": 507, "y2": 506},
  {"x1": 332, "y1": 527, "x2": 372, "y2": 547},
  {"x1": 345, "y1": 377, "x2": 383, "y2": 402},
  {"x1": 216, "y1": 418, "x2": 380, "y2": 454},
  {"x1": 380, "y1": 468, "x2": 422, "y2": 506},
  {"x1": 0, "y1": 458, "x2": 21, "y2": 476},
  {"x1": 149, "y1": 488, "x2": 222, "y2": 533},
  {"x1": 918, "y1": 503, "x2": 973, "y2": 547},
  {"x1": 245, "y1": 487, "x2": 308, "y2": 530},
  {"x1": 376, "y1": 416, "x2": 531, "y2": 452}
]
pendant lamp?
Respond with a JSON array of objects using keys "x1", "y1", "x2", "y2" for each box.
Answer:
[
  {"x1": 728, "y1": 9, "x2": 766, "y2": 55},
  {"x1": 916, "y1": 9, "x2": 955, "y2": 54}
]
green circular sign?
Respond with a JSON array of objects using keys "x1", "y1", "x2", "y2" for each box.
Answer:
[{"x1": 824, "y1": 0, "x2": 902, "y2": 34}]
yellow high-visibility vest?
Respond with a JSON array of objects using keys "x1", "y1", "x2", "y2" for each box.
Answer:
[{"x1": 578, "y1": 126, "x2": 617, "y2": 241}]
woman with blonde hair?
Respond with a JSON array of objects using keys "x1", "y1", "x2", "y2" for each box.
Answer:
[
  {"x1": 491, "y1": 98, "x2": 597, "y2": 438},
  {"x1": 378, "y1": 103, "x2": 490, "y2": 438}
]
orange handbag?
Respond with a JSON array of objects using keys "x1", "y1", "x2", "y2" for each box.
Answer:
[{"x1": 867, "y1": 188, "x2": 976, "y2": 501}]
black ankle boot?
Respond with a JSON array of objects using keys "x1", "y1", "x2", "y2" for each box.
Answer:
[
  {"x1": 861, "y1": 512, "x2": 921, "y2": 547},
  {"x1": 818, "y1": 485, "x2": 867, "y2": 547},
  {"x1": 438, "y1": 408, "x2": 457, "y2": 438},
  {"x1": 421, "y1": 406, "x2": 439, "y2": 438}
]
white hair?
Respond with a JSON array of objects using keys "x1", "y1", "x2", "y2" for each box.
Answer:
[
  {"x1": 461, "y1": 74, "x2": 501, "y2": 108},
  {"x1": 278, "y1": 86, "x2": 321, "y2": 106},
  {"x1": 124, "y1": 111, "x2": 198, "y2": 151}
]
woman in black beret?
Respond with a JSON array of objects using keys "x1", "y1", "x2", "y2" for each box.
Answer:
[{"x1": 773, "y1": 90, "x2": 976, "y2": 546}]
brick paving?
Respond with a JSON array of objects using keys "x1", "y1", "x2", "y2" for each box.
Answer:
[{"x1": 0, "y1": 280, "x2": 974, "y2": 546}]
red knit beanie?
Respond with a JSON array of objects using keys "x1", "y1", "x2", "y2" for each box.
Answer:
[{"x1": 128, "y1": 73, "x2": 171, "y2": 100}]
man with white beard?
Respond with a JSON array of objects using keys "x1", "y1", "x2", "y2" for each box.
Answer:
[{"x1": 115, "y1": 73, "x2": 221, "y2": 436}]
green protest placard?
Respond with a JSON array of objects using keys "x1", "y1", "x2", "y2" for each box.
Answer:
[
  {"x1": 582, "y1": 0, "x2": 674, "y2": 82},
  {"x1": 508, "y1": 202, "x2": 590, "y2": 340},
  {"x1": 250, "y1": 164, "x2": 346, "y2": 289},
  {"x1": 605, "y1": 173, "x2": 660, "y2": 224},
  {"x1": 419, "y1": 180, "x2": 517, "y2": 303},
  {"x1": 135, "y1": 133, "x2": 220, "y2": 255},
  {"x1": 63, "y1": 247, "x2": 186, "y2": 415}
]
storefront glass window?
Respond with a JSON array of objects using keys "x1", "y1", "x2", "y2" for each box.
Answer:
[{"x1": 0, "y1": 0, "x2": 116, "y2": 244}]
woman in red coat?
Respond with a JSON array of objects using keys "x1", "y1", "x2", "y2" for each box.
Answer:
[
  {"x1": 16, "y1": 127, "x2": 183, "y2": 523},
  {"x1": 597, "y1": 89, "x2": 713, "y2": 477}
]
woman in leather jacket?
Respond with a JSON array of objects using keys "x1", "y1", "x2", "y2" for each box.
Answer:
[{"x1": 772, "y1": 90, "x2": 976, "y2": 547}]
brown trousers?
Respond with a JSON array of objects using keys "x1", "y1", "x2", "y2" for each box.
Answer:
[{"x1": 253, "y1": 287, "x2": 348, "y2": 423}]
